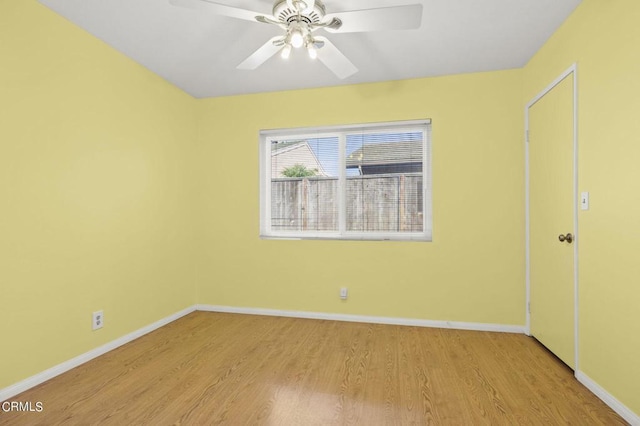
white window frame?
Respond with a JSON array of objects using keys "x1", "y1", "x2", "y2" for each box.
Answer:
[{"x1": 260, "y1": 119, "x2": 432, "y2": 241}]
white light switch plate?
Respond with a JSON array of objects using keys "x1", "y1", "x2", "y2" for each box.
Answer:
[{"x1": 581, "y1": 192, "x2": 589, "y2": 210}]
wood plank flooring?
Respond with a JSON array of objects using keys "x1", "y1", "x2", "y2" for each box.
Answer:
[{"x1": 0, "y1": 312, "x2": 627, "y2": 425}]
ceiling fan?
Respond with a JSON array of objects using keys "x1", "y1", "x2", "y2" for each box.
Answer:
[{"x1": 169, "y1": 0, "x2": 423, "y2": 79}]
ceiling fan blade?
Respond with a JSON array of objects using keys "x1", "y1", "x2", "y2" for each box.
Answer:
[
  {"x1": 237, "y1": 37, "x2": 284, "y2": 70},
  {"x1": 256, "y1": 15, "x2": 286, "y2": 29},
  {"x1": 314, "y1": 36, "x2": 357, "y2": 79},
  {"x1": 324, "y1": 4, "x2": 423, "y2": 33},
  {"x1": 168, "y1": 0, "x2": 263, "y2": 23}
]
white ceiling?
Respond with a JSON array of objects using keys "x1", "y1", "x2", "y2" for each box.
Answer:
[{"x1": 38, "y1": 0, "x2": 582, "y2": 99}]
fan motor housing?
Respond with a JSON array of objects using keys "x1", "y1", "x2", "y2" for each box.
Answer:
[{"x1": 273, "y1": 0, "x2": 326, "y2": 25}]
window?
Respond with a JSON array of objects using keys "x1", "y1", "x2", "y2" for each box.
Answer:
[{"x1": 260, "y1": 120, "x2": 432, "y2": 241}]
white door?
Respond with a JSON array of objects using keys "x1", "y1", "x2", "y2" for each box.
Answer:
[{"x1": 528, "y1": 71, "x2": 576, "y2": 369}]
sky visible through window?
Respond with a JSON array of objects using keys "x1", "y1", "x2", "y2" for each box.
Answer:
[{"x1": 300, "y1": 132, "x2": 423, "y2": 177}]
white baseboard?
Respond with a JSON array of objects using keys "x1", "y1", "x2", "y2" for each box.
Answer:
[
  {"x1": 196, "y1": 304, "x2": 526, "y2": 334},
  {"x1": 0, "y1": 305, "x2": 196, "y2": 403},
  {"x1": 576, "y1": 371, "x2": 640, "y2": 426}
]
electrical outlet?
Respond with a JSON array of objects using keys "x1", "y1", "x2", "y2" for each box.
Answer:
[
  {"x1": 340, "y1": 287, "x2": 348, "y2": 300},
  {"x1": 92, "y1": 310, "x2": 104, "y2": 330}
]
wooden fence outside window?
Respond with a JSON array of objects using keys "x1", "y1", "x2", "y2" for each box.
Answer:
[{"x1": 271, "y1": 173, "x2": 423, "y2": 233}]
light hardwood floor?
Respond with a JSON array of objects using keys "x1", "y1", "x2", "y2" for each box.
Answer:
[{"x1": 0, "y1": 312, "x2": 627, "y2": 425}]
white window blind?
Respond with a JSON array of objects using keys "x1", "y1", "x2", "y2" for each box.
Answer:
[{"x1": 260, "y1": 120, "x2": 432, "y2": 241}]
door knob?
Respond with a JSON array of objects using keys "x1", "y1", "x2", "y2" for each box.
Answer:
[{"x1": 558, "y1": 233, "x2": 573, "y2": 243}]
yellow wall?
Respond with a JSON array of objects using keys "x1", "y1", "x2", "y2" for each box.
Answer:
[
  {"x1": 524, "y1": 0, "x2": 640, "y2": 415},
  {"x1": 196, "y1": 70, "x2": 525, "y2": 325},
  {"x1": 0, "y1": 1, "x2": 199, "y2": 388}
]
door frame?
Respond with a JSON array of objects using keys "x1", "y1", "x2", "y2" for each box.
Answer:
[{"x1": 524, "y1": 63, "x2": 579, "y2": 370}]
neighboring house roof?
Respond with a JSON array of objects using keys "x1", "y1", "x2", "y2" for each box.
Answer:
[
  {"x1": 346, "y1": 140, "x2": 423, "y2": 168},
  {"x1": 272, "y1": 140, "x2": 306, "y2": 154},
  {"x1": 271, "y1": 140, "x2": 328, "y2": 177}
]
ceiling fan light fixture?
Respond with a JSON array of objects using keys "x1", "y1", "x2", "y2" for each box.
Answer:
[
  {"x1": 171, "y1": 0, "x2": 426, "y2": 82},
  {"x1": 307, "y1": 43, "x2": 317, "y2": 59},
  {"x1": 281, "y1": 44, "x2": 292, "y2": 59},
  {"x1": 290, "y1": 28, "x2": 304, "y2": 48}
]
